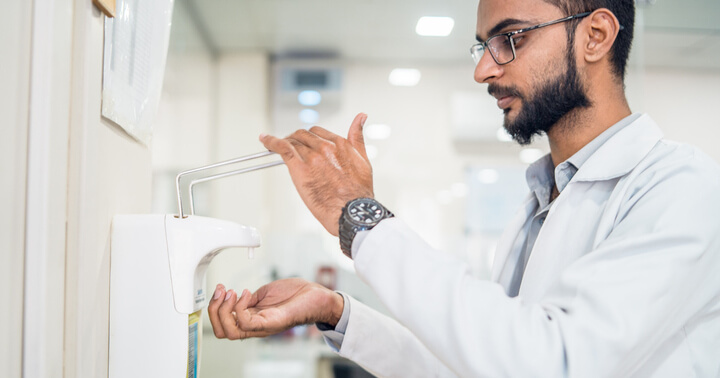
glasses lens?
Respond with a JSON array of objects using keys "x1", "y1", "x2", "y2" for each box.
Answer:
[
  {"x1": 470, "y1": 44, "x2": 485, "y2": 64},
  {"x1": 487, "y1": 35, "x2": 514, "y2": 64}
]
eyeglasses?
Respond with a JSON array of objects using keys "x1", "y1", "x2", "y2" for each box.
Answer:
[{"x1": 471, "y1": 12, "x2": 593, "y2": 66}]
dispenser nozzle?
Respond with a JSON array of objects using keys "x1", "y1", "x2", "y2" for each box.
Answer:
[{"x1": 164, "y1": 215, "x2": 261, "y2": 314}]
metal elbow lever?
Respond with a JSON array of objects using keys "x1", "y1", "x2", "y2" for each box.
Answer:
[{"x1": 174, "y1": 151, "x2": 285, "y2": 218}]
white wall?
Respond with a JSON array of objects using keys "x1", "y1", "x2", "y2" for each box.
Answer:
[
  {"x1": 22, "y1": 0, "x2": 73, "y2": 376},
  {"x1": 0, "y1": 2, "x2": 33, "y2": 377},
  {"x1": 63, "y1": 2, "x2": 153, "y2": 377},
  {"x1": 1, "y1": 1, "x2": 157, "y2": 377},
  {"x1": 636, "y1": 68, "x2": 720, "y2": 162}
]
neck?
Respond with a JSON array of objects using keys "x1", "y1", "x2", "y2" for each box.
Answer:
[{"x1": 546, "y1": 86, "x2": 631, "y2": 167}]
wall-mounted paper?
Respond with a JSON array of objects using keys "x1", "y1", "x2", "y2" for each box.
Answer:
[{"x1": 101, "y1": 0, "x2": 174, "y2": 145}]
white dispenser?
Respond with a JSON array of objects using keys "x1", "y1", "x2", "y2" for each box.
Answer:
[
  {"x1": 109, "y1": 214, "x2": 261, "y2": 378},
  {"x1": 109, "y1": 152, "x2": 283, "y2": 378}
]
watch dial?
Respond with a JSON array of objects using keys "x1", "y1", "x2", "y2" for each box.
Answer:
[{"x1": 348, "y1": 199, "x2": 384, "y2": 225}]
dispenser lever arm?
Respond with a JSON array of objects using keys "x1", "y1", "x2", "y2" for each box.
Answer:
[{"x1": 175, "y1": 151, "x2": 284, "y2": 218}]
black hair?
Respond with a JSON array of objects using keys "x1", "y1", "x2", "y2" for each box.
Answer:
[{"x1": 543, "y1": 0, "x2": 635, "y2": 81}]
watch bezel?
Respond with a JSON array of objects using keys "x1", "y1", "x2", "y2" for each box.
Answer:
[{"x1": 345, "y1": 197, "x2": 389, "y2": 228}]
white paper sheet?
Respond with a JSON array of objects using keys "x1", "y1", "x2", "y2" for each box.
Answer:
[{"x1": 102, "y1": 0, "x2": 174, "y2": 145}]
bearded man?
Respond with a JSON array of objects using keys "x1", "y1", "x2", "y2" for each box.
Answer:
[{"x1": 208, "y1": 0, "x2": 720, "y2": 376}]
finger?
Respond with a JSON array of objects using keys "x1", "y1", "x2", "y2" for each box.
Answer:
[
  {"x1": 218, "y1": 290, "x2": 242, "y2": 340},
  {"x1": 288, "y1": 129, "x2": 333, "y2": 150},
  {"x1": 308, "y1": 126, "x2": 343, "y2": 144},
  {"x1": 234, "y1": 289, "x2": 262, "y2": 332},
  {"x1": 347, "y1": 113, "x2": 369, "y2": 160},
  {"x1": 235, "y1": 330, "x2": 278, "y2": 339},
  {"x1": 259, "y1": 134, "x2": 301, "y2": 164},
  {"x1": 285, "y1": 137, "x2": 314, "y2": 159},
  {"x1": 207, "y1": 284, "x2": 227, "y2": 338}
]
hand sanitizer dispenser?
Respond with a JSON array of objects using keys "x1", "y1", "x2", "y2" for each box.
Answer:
[
  {"x1": 109, "y1": 152, "x2": 283, "y2": 378},
  {"x1": 109, "y1": 214, "x2": 261, "y2": 378}
]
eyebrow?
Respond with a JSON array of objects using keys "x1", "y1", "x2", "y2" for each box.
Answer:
[{"x1": 476, "y1": 18, "x2": 532, "y2": 43}]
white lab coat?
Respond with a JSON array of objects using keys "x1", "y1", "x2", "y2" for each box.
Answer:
[{"x1": 335, "y1": 115, "x2": 720, "y2": 377}]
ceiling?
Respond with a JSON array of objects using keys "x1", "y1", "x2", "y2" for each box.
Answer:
[{"x1": 175, "y1": 0, "x2": 720, "y2": 69}]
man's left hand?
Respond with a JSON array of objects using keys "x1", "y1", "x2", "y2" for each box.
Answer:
[{"x1": 259, "y1": 113, "x2": 373, "y2": 236}]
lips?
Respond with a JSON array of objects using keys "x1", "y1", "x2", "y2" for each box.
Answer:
[
  {"x1": 488, "y1": 85, "x2": 521, "y2": 111},
  {"x1": 497, "y1": 95, "x2": 516, "y2": 110}
]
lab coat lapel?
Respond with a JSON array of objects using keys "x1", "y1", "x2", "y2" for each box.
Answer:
[
  {"x1": 516, "y1": 182, "x2": 607, "y2": 302},
  {"x1": 491, "y1": 192, "x2": 537, "y2": 285}
]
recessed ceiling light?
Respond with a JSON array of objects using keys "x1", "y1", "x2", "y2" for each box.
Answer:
[
  {"x1": 365, "y1": 123, "x2": 392, "y2": 140},
  {"x1": 389, "y1": 68, "x2": 421, "y2": 87},
  {"x1": 298, "y1": 109, "x2": 319, "y2": 125},
  {"x1": 298, "y1": 90, "x2": 322, "y2": 106},
  {"x1": 416, "y1": 16, "x2": 455, "y2": 37}
]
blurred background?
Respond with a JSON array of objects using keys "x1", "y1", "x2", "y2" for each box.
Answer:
[{"x1": 149, "y1": 0, "x2": 720, "y2": 377}]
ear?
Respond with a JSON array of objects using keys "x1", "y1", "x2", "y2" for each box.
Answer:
[{"x1": 581, "y1": 9, "x2": 622, "y2": 64}]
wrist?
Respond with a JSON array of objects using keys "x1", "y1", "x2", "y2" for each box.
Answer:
[{"x1": 325, "y1": 291, "x2": 344, "y2": 327}]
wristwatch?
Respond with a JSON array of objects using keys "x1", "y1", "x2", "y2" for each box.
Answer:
[{"x1": 338, "y1": 198, "x2": 394, "y2": 258}]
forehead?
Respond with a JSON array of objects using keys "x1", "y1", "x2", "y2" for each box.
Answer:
[{"x1": 476, "y1": 0, "x2": 563, "y2": 39}]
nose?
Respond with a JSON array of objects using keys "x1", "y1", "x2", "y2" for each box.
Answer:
[{"x1": 473, "y1": 51, "x2": 503, "y2": 83}]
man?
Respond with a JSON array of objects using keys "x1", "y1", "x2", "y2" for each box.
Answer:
[{"x1": 208, "y1": 0, "x2": 720, "y2": 376}]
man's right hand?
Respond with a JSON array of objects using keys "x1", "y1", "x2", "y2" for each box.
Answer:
[{"x1": 207, "y1": 278, "x2": 344, "y2": 340}]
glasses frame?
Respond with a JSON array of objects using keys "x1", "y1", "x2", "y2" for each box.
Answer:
[{"x1": 471, "y1": 11, "x2": 593, "y2": 66}]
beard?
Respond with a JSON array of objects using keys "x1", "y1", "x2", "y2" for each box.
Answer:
[{"x1": 488, "y1": 44, "x2": 591, "y2": 146}]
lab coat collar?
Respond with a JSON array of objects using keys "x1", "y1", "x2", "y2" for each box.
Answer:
[{"x1": 572, "y1": 114, "x2": 663, "y2": 182}]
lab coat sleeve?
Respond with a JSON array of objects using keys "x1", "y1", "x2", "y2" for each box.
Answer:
[
  {"x1": 352, "y1": 152, "x2": 720, "y2": 377},
  {"x1": 336, "y1": 295, "x2": 457, "y2": 378}
]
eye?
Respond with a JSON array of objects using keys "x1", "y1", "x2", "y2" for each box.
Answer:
[{"x1": 511, "y1": 35, "x2": 525, "y2": 47}]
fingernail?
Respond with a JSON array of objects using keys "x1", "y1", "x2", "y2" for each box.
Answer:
[
  {"x1": 213, "y1": 287, "x2": 223, "y2": 300},
  {"x1": 259, "y1": 133, "x2": 267, "y2": 140},
  {"x1": 361, "y1": 114, "x2": 368, "y2": 127},
  {"x1": 225, "y1": 290, "x2": 234, "y2": 301}
]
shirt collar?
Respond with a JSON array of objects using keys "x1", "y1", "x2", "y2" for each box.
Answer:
[
  {"x1": 525, "y1": 113, "x2": 658, "y2": 204},
  {"x1": 573, "y1": 113, "x2": 663, "y2": 181},
  {"x1": 526, "y1": 155, "x2": 555, "y2": 210}
]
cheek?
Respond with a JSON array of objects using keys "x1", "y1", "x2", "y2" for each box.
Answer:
[
  {"x1": 519, "y1": 50, "x2": 566, "y2": 97},
  {"x1": 517, "y1": 35, "x2": 568, "y2": 84}
]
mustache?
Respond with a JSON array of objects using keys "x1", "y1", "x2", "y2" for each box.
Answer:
[{"x1": 488, "y1": 84, "x2": 523, "y2": 99}]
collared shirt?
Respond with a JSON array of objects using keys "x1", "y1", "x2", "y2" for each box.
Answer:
[
  {"x1": 321, "y1": 113, "x2": 643, "y2": 346},
  {"x1": 507, "y1": 113, "x2": 641, "y2": 296}
]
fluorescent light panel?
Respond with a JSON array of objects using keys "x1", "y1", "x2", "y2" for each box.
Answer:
[
  {"x1": 365, "y1": 123, "x2": 392, "y2": 140},
  {"x1": 416, "y1": 16, "x2": 455, "y2": 37},
  {"x1": 389, "y1": 68, "x2": 421, "y2": 87},
  {"x1": 298, "y1": 90, "x2": 322, "y2": 106},
  {"x1": 299, "y1": 109, "x2": 319, "y2": 124}
]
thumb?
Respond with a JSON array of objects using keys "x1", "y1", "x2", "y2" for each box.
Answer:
[{"x1": 348, "y1": 113, "x2": 369, "y2": 159}]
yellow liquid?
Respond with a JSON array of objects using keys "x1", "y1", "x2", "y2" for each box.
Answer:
[{"x1": 187, "y1": 311, "x2": 202, "y2": 378}]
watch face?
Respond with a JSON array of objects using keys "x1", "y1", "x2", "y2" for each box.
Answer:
[{"x1": 348, "y1": 198, "x2": 385, "y2": 226}]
